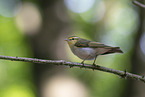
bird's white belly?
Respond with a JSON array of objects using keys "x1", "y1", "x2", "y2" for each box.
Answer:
[{"x1": 71, "y1": 47, "x2": 96, "y2": 60}]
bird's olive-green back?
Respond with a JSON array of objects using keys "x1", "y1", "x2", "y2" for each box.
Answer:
[{"x1": 75, "y1": 38, "x2": 113, "y2": 48}]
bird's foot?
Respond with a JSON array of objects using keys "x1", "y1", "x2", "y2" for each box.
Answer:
[
  {"x1": 120, "y1": 69, "x2": 127, "y2": 79},
  {"x1": 92, "y1": 63, "x2": 100, "y2": 67},
  {"x1": 81, "y1": 61, "x2": 85, "y2": 68},
  {"x1": 93, "y1": 63, "x2": 96, "y2": 66},
  {"x1": 92, "y1": 63, "x2": 97, "y2": 71}
]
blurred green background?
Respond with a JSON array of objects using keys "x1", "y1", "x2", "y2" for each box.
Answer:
[{"x1": 0, "y1": 0, "x2": 145, "y2": 97}]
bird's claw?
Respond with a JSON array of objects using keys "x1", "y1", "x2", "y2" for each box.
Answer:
[
  {"x1": 80, "y1": 61, "x2": 84, "y2": 68},
  {"x1": 121, "y1": 69, "x2": 127, "y2": 79},
  {"x1": 93, "y1": 63, "x2": 96, "y2": 66}
]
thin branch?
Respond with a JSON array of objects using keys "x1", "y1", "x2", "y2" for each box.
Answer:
[
  {"x1": 133, "y1": 0, "x2": 145, "y2": 8},
  {"x1": 0, "y1": 55, "x2": 145, "y2": 83}
]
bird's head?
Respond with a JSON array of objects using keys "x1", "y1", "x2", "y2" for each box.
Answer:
[{"x1": 65, "y1": 36, "x2": 80, "y2": 48}]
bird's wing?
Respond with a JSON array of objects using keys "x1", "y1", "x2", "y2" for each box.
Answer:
[
  {"x1": 74, "y1": 39, "x2": 91, "y2": 47},
  {"x1": 75, "y1": 39, "x2": 112, "y2": 48},
  {"x1": 88, "y1": 41, "x2": 112, "y2": 48}
]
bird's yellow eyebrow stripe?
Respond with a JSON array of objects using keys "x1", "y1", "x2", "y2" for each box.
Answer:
[
  {"x1": 68, "y1": 37, "x2": 74, "y2": 40},
  {"x1": 68, "y1": 37, "x2": 78, "y2": 40}
]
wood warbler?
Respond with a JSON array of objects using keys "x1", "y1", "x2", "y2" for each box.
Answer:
[{"x1": 65, "y1": 36, "x2": 123, "y2": 66}]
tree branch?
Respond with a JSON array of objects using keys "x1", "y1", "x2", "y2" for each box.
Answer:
[
  {"x1": 133, "y1": 0, "x2": 145, "y2": 8},
  {"x1": 0, "y1": 55, "x2": 145, "y2": 83}
]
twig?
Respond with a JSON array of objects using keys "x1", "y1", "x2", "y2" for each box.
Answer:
[
  {"x1": 0, "y1": 55, "x2": 145, "y2": 83},
  {"x1": 133, "y1": 0, "x2": 145, "y2": 8}
]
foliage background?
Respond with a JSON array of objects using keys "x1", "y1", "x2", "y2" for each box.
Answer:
[{"x1": 0, "y1": 0, "x2": 145, "y2": 97}]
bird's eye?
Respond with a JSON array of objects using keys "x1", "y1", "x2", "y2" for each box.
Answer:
[{"x1": 71, "y1": 38, "x2": 74, "y2": 40}]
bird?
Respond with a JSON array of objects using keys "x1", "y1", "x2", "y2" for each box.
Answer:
[{"x1": 65, "y1": 36, "x2": 123, "y2": 66}]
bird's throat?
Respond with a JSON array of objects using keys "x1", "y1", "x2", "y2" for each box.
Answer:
[{"x1": 67, "y1": 41, "x2": 74, "y2": 48}]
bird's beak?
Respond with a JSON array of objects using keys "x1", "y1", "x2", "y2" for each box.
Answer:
[{"x1": 64, "y1": 39, "x2": 69, "y2": 41}]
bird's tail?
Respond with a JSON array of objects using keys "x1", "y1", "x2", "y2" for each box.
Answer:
[
  {"x1": 109, "y1": 47, "x2": 123, "y2": 53},
  {"x1": 102, "y1": 47, "x2": 123, "y2": 55}
]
